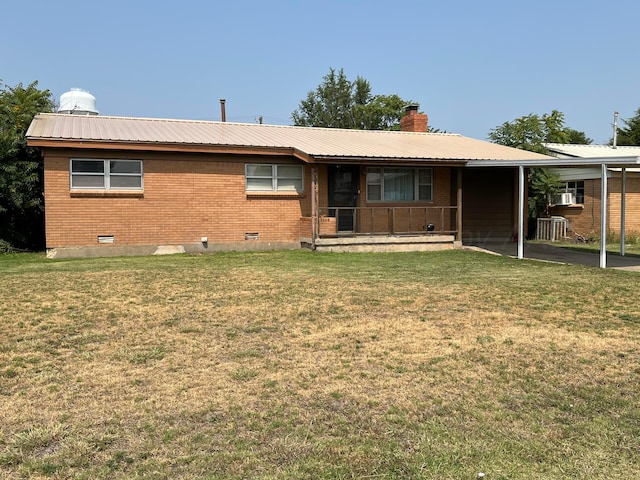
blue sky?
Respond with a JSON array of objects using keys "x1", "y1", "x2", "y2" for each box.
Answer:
[{"x1": 2, "y1": 0, "x2": 638, "y2": 143}]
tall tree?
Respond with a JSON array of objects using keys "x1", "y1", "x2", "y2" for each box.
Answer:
[
  {"x1": 488, "y1": 110, "x2": 591, "y2": 153},
  {"x1": 292, "y1": 68, "x2": 420, "y2": 131},
  {"x1": 0, "y1": 81, "x2": 54, "y2": 251},
  {"x1": 614, "y1": 108, "x2": 640, "y2": 145},
  {"x1": 566, "y1": 128, "x2": 593, "y2": 145},
  {"x1": 488, "y1": 110, "x2": 590, "y2": 221}
]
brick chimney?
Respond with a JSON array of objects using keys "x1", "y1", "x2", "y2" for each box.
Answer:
[{"x1": 400, "y1": 104, "x2": 428, "y2": 132}]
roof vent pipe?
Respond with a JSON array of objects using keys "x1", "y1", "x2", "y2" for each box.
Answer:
[
  {"x1": 220, "y1": 99, "x2": 226, "y2": 122},
  {"x1": 613, "y1": 111, "x2": 618, "y2": 148}
]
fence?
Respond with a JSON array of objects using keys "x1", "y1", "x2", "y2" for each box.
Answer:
[{"x1": 536, "y1": 216, "x2": 567, "y2": 241}]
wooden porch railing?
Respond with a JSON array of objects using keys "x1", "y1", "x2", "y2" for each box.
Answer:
[{"x1": 317, "y1": 206, "x2": 458, "y2": 237}]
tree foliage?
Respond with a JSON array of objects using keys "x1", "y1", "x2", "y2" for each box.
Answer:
[
  {"x1": 292, "y1": 68, "x2": 420, "y2": 131},
  {"x1": 614, "y1": 108, "x2": 640, "y2": 146},
  {"x1": 529, "y1": 168, "x2": 562, "y2": 218},
  {"x1": 488, "y1": 110, "x2": 592, "y2": 154},
  {"x1": 566, "y1": 128, "x2": 593, "y2": 145},
  {"x1": 0, "y1": 80, "x2": 54, "y2": 251}
]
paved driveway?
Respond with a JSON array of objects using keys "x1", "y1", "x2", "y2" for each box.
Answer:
[{"x1": 467, "y1": 241, "x2": 640, "y2": 271}]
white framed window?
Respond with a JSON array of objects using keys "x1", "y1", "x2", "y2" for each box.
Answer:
[
  {"x1": 70, "y1": 159, "x2": 143, "y2": 190},
  {"x1": 366, "y1": 167, "x2": 432, "y2": 202},
  {"x1": 245, "y1": 164, "x2": 304, "y2": 192},
  {"x1": 560, "y1": 180, "x2": 584, "y2": 204}
]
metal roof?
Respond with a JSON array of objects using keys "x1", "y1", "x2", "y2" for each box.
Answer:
[
  {"x1": 545, "y1": 143, "x2": 640, "y2": 158},
  {"x1": 467, "y1": 156, "x2": 640, "y2": 168},
  {"x1": 27, "y1": 113, "x2": 553, "y2": 163}
]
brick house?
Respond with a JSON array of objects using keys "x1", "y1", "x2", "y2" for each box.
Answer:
[
  {"x1": 546, "y1": 144, "x2": 640, "y2": 238},
  {"x1": 26, "y1": 108, "x2": 551, "y2": 258}
]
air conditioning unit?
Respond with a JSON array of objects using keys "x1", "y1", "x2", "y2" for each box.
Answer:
[{"x1": 554, "y1": 192, "x2": 575, "y2": 205}]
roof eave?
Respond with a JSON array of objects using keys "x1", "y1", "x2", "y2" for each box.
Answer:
[
  {"x1": 310, "y1": 155, "x2": 468, "y2": 166},
  {"x1": 27, "y1": 138, "x2": 315, "y2": 162}
]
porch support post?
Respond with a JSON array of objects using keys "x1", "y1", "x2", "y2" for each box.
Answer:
[
  {"x1": 456, "y1": 168, "x2": 463, "y2": 242},
  {"x1": 621, "y1": 167, "x2": 627, "y2": 256},
  {"x1": 311, "y1": 167, "x2": 318, "y2": 249},
  {"x1": 600, "y1": 163, "x2": 608, "y2": 268},
  {"x1": 517, "y1": 165, "x2": 525, "y2": 260}
]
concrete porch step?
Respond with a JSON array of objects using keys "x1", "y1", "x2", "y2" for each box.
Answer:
[{"x1": 312, "y1": 235, "x2": 459, "y2": 253}]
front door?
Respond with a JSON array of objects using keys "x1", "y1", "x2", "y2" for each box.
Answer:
[{"x1": 328, "y1": 165, "x2": 360, "y2": 232}]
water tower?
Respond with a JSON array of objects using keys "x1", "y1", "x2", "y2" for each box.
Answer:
[{"x1": 58, "y1": 88, "x2": 99, "y2": 115}]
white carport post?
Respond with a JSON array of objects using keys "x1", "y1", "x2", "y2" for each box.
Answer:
[
  {"x1": 621, "y1": 168, "x2": 627, "y2": 256},
  {"x1": 517, "y1": 165, "x2": 525, "y2": 259},
  {"x1": 600, "y1": 163, "x2": 608, "y2": 268}
]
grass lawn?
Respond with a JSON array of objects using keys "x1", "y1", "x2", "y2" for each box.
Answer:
[{"x1": 1, "y1": 250, "x2": 639, "y2": 479}]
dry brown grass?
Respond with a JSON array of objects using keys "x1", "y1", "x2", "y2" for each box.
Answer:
[{"x1": 1, "y1": 250, "x2": 639, "y2": 479}]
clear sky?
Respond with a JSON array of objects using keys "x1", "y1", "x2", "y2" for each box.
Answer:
[{"x1": 2, "y1": 0, "x2": 638, "y2": 144}]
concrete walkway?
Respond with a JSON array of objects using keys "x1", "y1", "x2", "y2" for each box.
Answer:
[{"x1": 467, "y1": 241, "x2": 640, "y2": 271}]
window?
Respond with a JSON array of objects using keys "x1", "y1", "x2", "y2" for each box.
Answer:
[
  {"x1": 70, "y1": 159, "x2": 143, "y2": 190},
  {"x1": 245, "y1": 164, "x2": 304, "y2": 192},
  {"x1": 560, "y1": 180, "x2": 584, "y2": 204},
  {"x1": 366, "y1": 167, "x2": 432, "y2": 202}
]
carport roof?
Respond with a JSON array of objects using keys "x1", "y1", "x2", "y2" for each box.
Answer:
[
  {"x1": 545, "y1": 143, "x2": 640, "y2": 158},
  {"x1": 27, "y1": 113, "x2": 553, "y2": 164},
  {"x1": 467, "y1": 143, "x2": 640, "y2": 167},
  {"x1": 466, "y1": 156, "x2": 640, "y2": 168}
]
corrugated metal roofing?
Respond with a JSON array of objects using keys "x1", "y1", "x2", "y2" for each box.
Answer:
[
  {"x1": 27, "y1": 113, "x2": 552, "y2": 162},
  {"x1": 546, "y1": 143, "x2": 640, "y2": 158}
]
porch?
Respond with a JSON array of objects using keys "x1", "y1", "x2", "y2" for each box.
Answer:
[
  {"x1": 302, "y1": 205, "x2": 460, "y2": 252},
  {"x1": 317, "y1": 206, "x2": 458, "y2": 237}
]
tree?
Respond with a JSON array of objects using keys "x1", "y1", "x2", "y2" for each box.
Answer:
[
  {"x1": 488, "y1": 110, "x2": 590, "y2": 222},
  {"x1": 292, "y1": 68, "x2": 422, "y2": 131},
  {"x1": 529, "y1": 168, "x2": 562, "y2": 218},
  {"x1": 0, "y1": 81, "x2": 55, "y2": 251},
  {"x1": 488, "y1": 110, "x2": 592, "y2": 153},
  {"x1": 614, "y1": 108, "x2": 640, "y2": 145},
  {"x1": 566, "y1": 128, "x2": 593, "y2": 145}
]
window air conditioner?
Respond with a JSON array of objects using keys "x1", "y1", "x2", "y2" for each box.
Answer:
[{"x1": 555, "y1": 193, "x2": 575, "y2": 205}]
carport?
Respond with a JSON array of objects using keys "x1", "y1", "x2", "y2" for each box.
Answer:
[{"x1": 466, "y1": 155, "x2": 640, "y2": 268}]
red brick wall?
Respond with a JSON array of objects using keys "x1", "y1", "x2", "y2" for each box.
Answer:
[
  {"x1": 43, "y1": 149, "x2": 311, "y2": 249},
  {"x1": 609, "y1": 176, "x2": 640, "y2": 233},
  {"x1": 550, "y1": 175, "x2": 640, "y2": 237},
  {"x1": 43, "y1": 149, "x2": 457, "y2": 250},
  {"x1": 550, "y1": 179, "x2": 600, "y2": 236}
]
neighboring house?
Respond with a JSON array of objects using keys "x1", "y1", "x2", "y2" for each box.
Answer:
[
  {"x1": 26, "y1": 107, "x2": 551, "y2": 258},
  {"x1": 546, "y1": 143, "x2": 640, "y2": 237}
]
